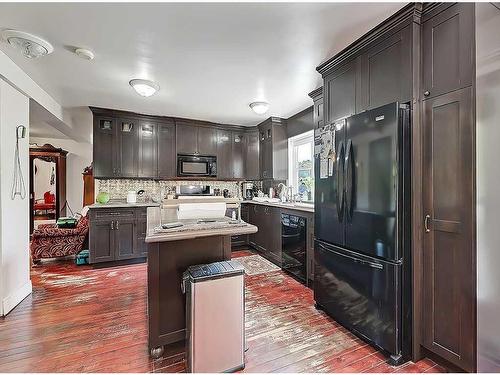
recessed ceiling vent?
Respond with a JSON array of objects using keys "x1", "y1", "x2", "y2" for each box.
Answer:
[{"x1": 1, "y1": 29, "x2": 54, "y2": 59}]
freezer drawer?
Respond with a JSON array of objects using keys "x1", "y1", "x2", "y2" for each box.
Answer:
[{"x1": 314, "y1": 240, "x2": 402, "y2": 359}]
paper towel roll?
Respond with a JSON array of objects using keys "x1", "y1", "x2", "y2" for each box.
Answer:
[{"x1": 177, "y1": 202, "x2": 227, "y2": 220}]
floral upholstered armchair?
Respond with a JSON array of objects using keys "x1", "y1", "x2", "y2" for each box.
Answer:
[{"x1": 31, "y1": 215, "x2": 89, "y2": 262}]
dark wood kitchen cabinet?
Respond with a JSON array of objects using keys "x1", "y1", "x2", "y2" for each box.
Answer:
[
  {"x1": 422, "y1": 3, "x2": 474, "y2": 100},
  {"x1": 308, "y1": 87, "x2": 324, "y2": 129},
  {"x1": 157, "y1": 121, "x2": 176, "y2": 179},
  {"x1": 117, "y1": 118, "x2": 139, "y2": 178},
  {"x1": 176, "y1": 122, "x2": 217, "y2": 156},
  {"x1": 245, "y1": 131, "x2": 260, "y2": 180},
  {"x1": 175, "y1": 122, "x2": 198, "y2": 155},
  {"x1": 93, "y1": 117, "x2": 117, "y2": 178},
  {"x1": 258, "y1": 117, "x2": 287, "y2": 180},
  {"x1": 232, "y1": 132, "x2": 245, "y2": 179},
  {"x1": 137, "y1": 121, "x2": 157, "y2": 179},
  {"x1": 247, "y1": 204, "x2": 281, "y2": 267},
  {"x1": 323, "y1": 59, "x2": 360, "y2": 123},
  {"x1": 89, "y1": 207, "x2": 149, "y2": 264},
  {"x1": 361, "y1": 25, "x2": 412, "y2": 110},
  {"x1": 422, "y1": 87, "x2": 475, "y2": 372},
  {"x1": 216, "y1": 129, "x2": 232, "y2": 179}
]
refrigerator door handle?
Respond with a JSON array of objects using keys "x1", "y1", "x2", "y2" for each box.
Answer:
[
  {"x1": 345, "y1": 139, "x2": 354, "y2": 221},
  {"x1": 316, "y1": 242, "x2": 383, "y2": 269},
  {"x1": 336, "y1": 141, "x2": 345, "y2": 222}
]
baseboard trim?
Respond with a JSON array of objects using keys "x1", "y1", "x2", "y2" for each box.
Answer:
[{"x1": 2, "y1": 280, "x2": 32, "y2": 316}]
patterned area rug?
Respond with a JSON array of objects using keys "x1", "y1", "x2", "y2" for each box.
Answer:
[{"x1": 234, "y1": 254, "x2": 280, "y2": 276}]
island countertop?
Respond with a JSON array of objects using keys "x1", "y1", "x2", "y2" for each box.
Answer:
[{"x1": 145, "y1": 206, "x2": 257, "y2": 243}]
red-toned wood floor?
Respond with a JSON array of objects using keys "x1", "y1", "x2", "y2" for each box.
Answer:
[{"x1": 0, "y1": 249, "x2": 445, "y2": 373}]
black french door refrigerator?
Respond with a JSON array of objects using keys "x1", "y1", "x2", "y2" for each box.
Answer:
[{"x1": 313, "y1": 102, "x2": 411, "y2": 364}]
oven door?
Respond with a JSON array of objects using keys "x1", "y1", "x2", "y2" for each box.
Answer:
[{"x1": 177, "y1": 156, "x2": 211, "y2": 176}]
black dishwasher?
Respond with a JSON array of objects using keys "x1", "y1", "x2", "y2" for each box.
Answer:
[{"x1": 281, "y1": 213, "x2": 307, "y2": 283}]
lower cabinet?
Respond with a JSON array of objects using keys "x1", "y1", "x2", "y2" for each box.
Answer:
[{"x1": 89, "y1": 207, "x2": 149, "y2": 264}]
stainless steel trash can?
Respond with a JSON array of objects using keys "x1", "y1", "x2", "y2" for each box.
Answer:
[{"x1": 182, "y1": 260, "x2": 245, "y2": 373}]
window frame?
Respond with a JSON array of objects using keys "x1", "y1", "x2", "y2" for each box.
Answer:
[{"x1": 288, "y1": 130, "x2": 315, "y2": 202}]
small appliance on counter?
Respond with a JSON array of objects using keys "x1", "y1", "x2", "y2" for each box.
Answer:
[
  {"x1": 242, "y1": 182, "x2": 254, "y2": 200},
  {"x1": 176, "y1": 185, "x2": 213, "y2": 197}
]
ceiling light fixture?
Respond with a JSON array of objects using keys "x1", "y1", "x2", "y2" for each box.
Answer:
[
  {"x1": 129, "y1": 79, "x2": 159, "y2": 97},
  {"x1": 1, "y1": 29, "x2": 53, "y2": 59},
  {"x1": 249, "y1": 101, "x2": 269, "y2": 115},
  {"x1": 75, "y1": 48, "x2": 94, "y2": 60}
]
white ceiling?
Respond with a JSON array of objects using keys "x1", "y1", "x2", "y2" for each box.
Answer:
[{"x1": 0, "y1": 2, "x2": 404, "y2": 127}]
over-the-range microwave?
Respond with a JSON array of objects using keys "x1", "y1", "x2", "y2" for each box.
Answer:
[{"x1": 177, "y1": 154, "x2": 217, "y2": 177}]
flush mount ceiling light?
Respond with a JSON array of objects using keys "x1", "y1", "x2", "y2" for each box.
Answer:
[
  {"x1": 249, "y1": 101, "x2": 269, "y2": 115},
  {"x1": 75, "y1": 48, "x2": 94, "y2": 60},
  {"x1": 129, "y1": 79, "x2": 159, "y2": 97},
  {"x1": 1, "y1": 29, "x2": 53, "y2": 59}
]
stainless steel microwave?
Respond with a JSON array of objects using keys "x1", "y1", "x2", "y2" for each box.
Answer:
[{"x1": 177, "y1": 154, "x2": 217, "y2": 177}]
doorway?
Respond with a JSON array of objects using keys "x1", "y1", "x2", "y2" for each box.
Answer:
[{"x1": 29, "y1": 144, "x2": 67, "y2": 233}]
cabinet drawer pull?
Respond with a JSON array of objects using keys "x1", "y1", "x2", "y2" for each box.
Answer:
[
  {"x1": 424, "y1": 91, "x2": 430, "y2": 97},
  {"x1": 116, "y1": 221, "x2": 119, "y2": 230},
  {"x1": 111, "y1": 221, "x2": 114, "y2": 230}
]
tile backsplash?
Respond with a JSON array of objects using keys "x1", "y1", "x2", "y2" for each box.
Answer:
[{"x1": 96, "y1": 179, "x2": 263, "y2": 201}]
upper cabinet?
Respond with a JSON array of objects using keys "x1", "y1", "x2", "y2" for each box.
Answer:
[
  {"x1": 258, "y1": 118, "x2": 287, "y2": 180},
  {"x1": 216, "y1": 129, "x2": 232, "y2": 179},
  {"x1": 137, "y1": 121, "x2": 157, "y2": 179},
  {"x1": 323, "y1": 59, "x2": 360, "y2": 124},
  {"x1": 308, "y1": 87, "x2": 324, "y2": 129},
  {"x1": 91, "y1": 108, "x2": 260, "y2": 181},
  {"x1": 244, "y1": 131, "x2": 260, "y2": 180},
  {"x1": 93, "y1": 116, "x2": 117, "y2": 178},
  {"x1": 232, "y1": 132, "x2": 245, "y2": 180},
  {"x1": 361, "y1": 25, "x2": 412, "y2": 110},
  {"x1": 176, "y1": 121, "x2": 217, "y2": 156},
  {"x1": 422, "y1": 3, "x2": 474, "y2": 100},
  {"x1": 157, "y1": 120, "x2": 176, "y2": 179}
]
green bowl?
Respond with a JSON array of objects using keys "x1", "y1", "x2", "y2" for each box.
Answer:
[{"x1": 96, "y1": 192, "x2": 110, "y2": 204}]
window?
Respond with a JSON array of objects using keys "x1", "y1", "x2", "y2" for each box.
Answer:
[{"x1": 288, "y1": 130, "x2": 314, "y2": 202}]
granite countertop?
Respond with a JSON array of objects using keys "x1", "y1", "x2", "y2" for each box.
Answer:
[
  {"x1": 145, "y1": 207, "x2": 257, "y2": 243},
  {"x1": 242, "y1": 200, "x2": 314, "y2": 213},
  {"x1": 88, "y1": 201, "x2": 160, "y2": 209}
]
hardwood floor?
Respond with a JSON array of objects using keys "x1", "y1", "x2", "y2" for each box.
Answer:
[{"x1": 0, "y1": 249, "x2": 445, "y2": 373}]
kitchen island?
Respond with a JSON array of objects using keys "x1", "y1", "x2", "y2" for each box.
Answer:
[{"x1": 145, "y1": 206, "x2": 257, "y2": 357}]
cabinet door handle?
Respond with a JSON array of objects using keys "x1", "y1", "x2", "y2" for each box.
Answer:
[
  {"x1": 424, "y1": 91, "x2": 430, "y2": 97},
  {"x1": 111, "y1": 221, "x2": 114, "y2": 230},
  {"x1": 424, "y1": 214, "x2": 431, "y2": 233},
  {"x1": 116, "y1": 221, "x2": 119, "y2": 230}
]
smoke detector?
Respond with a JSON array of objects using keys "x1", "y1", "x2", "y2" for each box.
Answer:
[
  {"x1": 75, "y1": 48, "x2": 94, "y2": 60},
  {"x1": 1, "y1": 29, "x2": 53, "y2": 59}
]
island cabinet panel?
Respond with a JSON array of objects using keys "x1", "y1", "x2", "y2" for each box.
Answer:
[
  {"x1": 245, "y1": 131, "x2": 260, "y2": 180},
  {"x1": 117, "y1": 118, "x2": 139, "y2": 178},
  {"x1": 422, "y1": 3, "x2": 474, "y2": 100},
  {"x1": 216, "y1": 129, "x2": 232, "y2": 179},
  {"x1": 175, "y1": 122, "x2": 198, "y2": 154},
  {"x1": 137, "y1": 121, "x2": 158, "y2": 179},
  {"x1": 147, "y1": 236, "x2": 231, "y2": 350},
  {"x1": 232, "y1": 132, "x2": 245, "y2": 179},
  {"x1": 361, "y1": 24, "x2": 412, "y2": 110},
  {"x1": 157, "y1": 121, "x2": 176, "y2": 179},
  {"x1": 323, "y1": 59, "x2": 359, "y2": 124},
  {"x1": 93, "y1": 117, "x2": 117, "y2": 178}
]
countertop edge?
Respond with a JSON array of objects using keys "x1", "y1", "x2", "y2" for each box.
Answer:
[{"x1": 241, "y1": 200, "x2": 314, "y2": 213}]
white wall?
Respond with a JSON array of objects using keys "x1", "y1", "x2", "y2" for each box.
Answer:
[
  {"x1": 0, "y1": 78, "x2": 31, "y2": 316},
  {"x1": 476, "y1": 3, "x2": 500, "y2": 372},
  {"x1": 30, "y1": 137, "x2": 92, "y2": 214}
]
